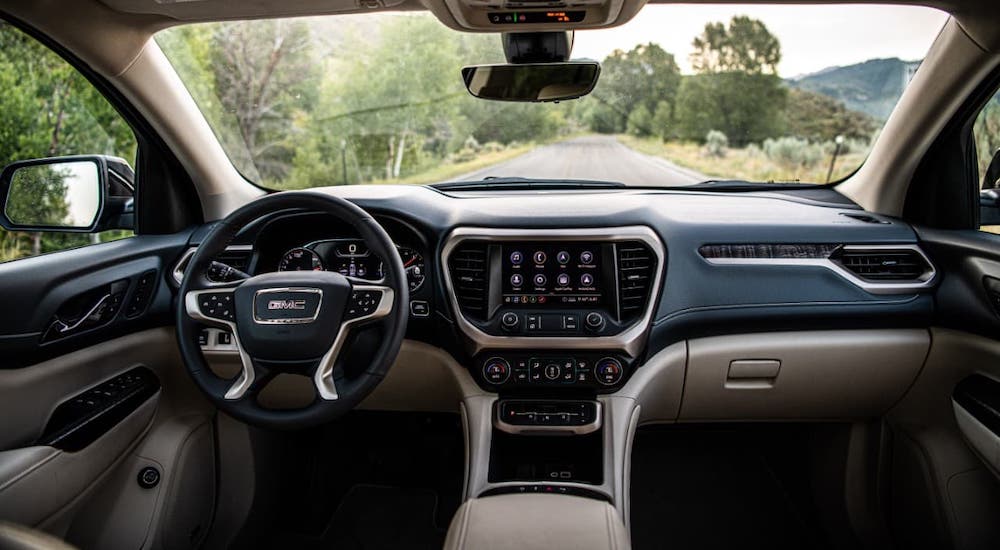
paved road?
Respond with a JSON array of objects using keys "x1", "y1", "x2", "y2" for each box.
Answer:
[{"x1": 457, "y1": 135, "x2": 707, "y2": 186}]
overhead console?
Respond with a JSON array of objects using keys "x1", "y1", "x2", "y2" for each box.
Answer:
[
  {"x1": 443, "y1": 226, "x2": 663, "y2": 392},
  {"x1": 430, "y1": 0, "x2": 646, "y2": 32}
]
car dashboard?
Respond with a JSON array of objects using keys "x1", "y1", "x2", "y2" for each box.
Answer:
[{"x1": 179, "y1": 184, "x2": 936, "y2": 399}]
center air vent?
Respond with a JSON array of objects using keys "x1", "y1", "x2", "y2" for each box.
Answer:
[
  {"x1": 449, "y1": 242, "x2": 489, "y2": 320},
  {"x1": 833, "y1": 248, "x2": 931, "y2": 282},
  {"x1": 617, "y1": 241, "x2": 657, "y2": 323}
]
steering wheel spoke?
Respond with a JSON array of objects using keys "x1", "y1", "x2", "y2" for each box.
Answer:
[{"x1": 314, "y1": 284, "x2": 395, "y2": 401}]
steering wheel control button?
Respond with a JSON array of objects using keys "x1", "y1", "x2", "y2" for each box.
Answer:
[
  {"x1": 595, "y1": 358, "x2": 624, "y2": 386},
  {"x1": 137, "y1": 466, "x2": 160, "y2": 489},
  {"x1": 198, "y1": 292, "x2": 235, "y2": 321},
  {"x1": 483, "y1": 358, "x2": 511, "y2": 384},
  {"x1": 346, "y1": 290, "x2": 383, "y2": 319},
  {"x1": 585, "y1": 311, "x2": 605, "y2": 332}
]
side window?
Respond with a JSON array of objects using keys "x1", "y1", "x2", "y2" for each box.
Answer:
[
  {"x1": 0, "y1": 20, "x2": 136, "y2": 263},
  {"x1": 975, "y1": 90, "x2": 1000, "y2": 233}
]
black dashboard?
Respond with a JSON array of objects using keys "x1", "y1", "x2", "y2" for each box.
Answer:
[{"x1": 185, "y1": 185, "x2": 936, "y2": 396}]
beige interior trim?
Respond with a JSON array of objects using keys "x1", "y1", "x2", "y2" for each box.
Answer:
[
  {"x1": 679, "y1": 329, "x2": 929, "y2": 420},
  {"x1": 887, "y1": 327, "x2": 1000, "y2": 548},
  {"x1": 443, "y1": 494, "x2": 630, "y2": 550}
]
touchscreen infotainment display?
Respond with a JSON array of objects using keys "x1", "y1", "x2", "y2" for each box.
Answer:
[{"x1": 501, "y1": 243, "x2": 604, "y2": 307}]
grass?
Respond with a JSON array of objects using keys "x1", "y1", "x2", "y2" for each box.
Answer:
[{"x1": 618, "y1": 135, "x2": 868, "y2": 184}]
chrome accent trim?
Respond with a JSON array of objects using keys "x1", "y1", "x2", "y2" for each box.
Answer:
[
  {"x1": 440, "y1": 226, "x2": 665, "y2": 357},
  {"x1": 313, "y1": 285, "x2": 395, "y2": 400},
  {"x1": 185, "y1": 288, "x2": 255, "y2": 400},
  {"x1": 701, "y1": 243, "x2": 937, "y2": 295},
  {"x1": 53, "y1": 293, "x2": 112, "y2": 334},
  {"x1": 172, "y1": 245, "x2": 254, "y2": 286},
  {"x1": 493, "y1": 400, "x2": 603, "y2": 435},
  {"x1": 252, "y1": 287, "x2": 323, "y2": 325}
]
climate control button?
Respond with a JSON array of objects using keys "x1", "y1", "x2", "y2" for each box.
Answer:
[
  {"x1": 594, "y1": 357, "x2": 624, "y2": 386},
  {"x1": 483, "y1": 357, "x2": 511, "y2": 384},
  {"x1": 543, "y1": 363, "x2": 562, "y2": 381}
]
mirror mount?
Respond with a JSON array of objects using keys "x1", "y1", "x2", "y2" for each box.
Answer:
[
  {"x1": 502, "y1": 31, "x2": 574, "y2": 64},
  {"x1": 0, "y1": 155, "x2": 134, "y2": 234}
]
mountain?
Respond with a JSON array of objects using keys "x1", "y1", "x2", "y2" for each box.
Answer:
[{"x1": 787, "y1": 58, "x2": 920, "y2": 121}]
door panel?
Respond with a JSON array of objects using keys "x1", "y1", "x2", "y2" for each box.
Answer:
[{"x1": 0, "y1": 233, "x2": 218, "y2": 546}]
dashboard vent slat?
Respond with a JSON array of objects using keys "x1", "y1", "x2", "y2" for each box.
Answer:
[
  {"x1": 617, "y1": 241, "x2": 657, "y2": 323},
  {"x1": 449, "y1": 243, "x2": 489, "y2": 320},
  {"x1": 835, "y1": 249, "x2": 930, "y2": 282}
]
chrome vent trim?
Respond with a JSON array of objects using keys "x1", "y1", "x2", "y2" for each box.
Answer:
[{"x1": 701, "y1": 243, "x2": 936, "y2": 294}]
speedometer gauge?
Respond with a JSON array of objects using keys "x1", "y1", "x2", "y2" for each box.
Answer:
[
  {"x1": 278, "y1": 248, "x2": 323, "y2": 271},
  {"x1": 399, "y1": 248, "x2": 425, "y2": 292}
]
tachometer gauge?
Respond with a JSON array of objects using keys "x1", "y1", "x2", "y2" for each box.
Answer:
[
  {"x1": 399, "y1": 248, "x2": 425, "y2": 292},
  {"x1": 278, "y1": 247, "x2": 323, "y2": 272}
]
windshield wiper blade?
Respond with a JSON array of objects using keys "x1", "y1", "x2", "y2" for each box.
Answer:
[{"x1": 433, "y1": 177, "x2": 626, "y2": 191}]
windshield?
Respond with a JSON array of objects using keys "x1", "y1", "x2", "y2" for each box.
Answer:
[{"x1": 155, "y1": 4, "x2": 946, "y2": 189}]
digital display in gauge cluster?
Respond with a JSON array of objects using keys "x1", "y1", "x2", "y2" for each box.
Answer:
[{"x1": 277, "y1": 239, "x2": 425, "y2": 292}]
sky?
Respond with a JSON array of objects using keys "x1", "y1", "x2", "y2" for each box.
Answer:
[{"x1": 572, "y1": 4, "x2": 949, "y2": 77}]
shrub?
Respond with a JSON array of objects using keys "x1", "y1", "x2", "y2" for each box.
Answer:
[
  {"x1": 704, "y1": 130, "x2": 729, "y2": 157},
  {"x1": 763, "y1": 136, "x2": 824, "y2": 169}
]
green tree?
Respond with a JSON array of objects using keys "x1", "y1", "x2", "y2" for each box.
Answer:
[
  {"x1": 586, "y1": 43, "x2": 681, "y2": 134},
  {"x1": 676, "y1": 16, "x2": 787, "y2": 146},
  {"x1": 784, "y1": 89, "x2": 877, "y2": 143}
]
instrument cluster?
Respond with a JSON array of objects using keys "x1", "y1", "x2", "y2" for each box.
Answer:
[{"x1": 277, "y1": 238, "x2": 426, "y2": 293}]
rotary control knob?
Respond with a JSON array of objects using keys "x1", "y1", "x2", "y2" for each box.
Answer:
[
  {"x1": 501, "y1": 312, "x2": 520, "y2": 331},
  {"x1": 594, "y1": 357, "x2": 624, "y2": 386},
  {"x1": 543, "y1": 363, "x2": 562, "y2": 381},
  {"x1": 585, "y1": 312, "x2": 605, "y2": 332},
  {"x1": 483, "y1": 357, "x2": 511, "y2": 385}
]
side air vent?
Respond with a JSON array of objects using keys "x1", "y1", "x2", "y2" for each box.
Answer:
[
  {"x1": 834, "y1": 248, "x2": 932, "y2": 282},
  {"x1": 449, "y1": 243, "x2": 489, "y2": 320},
  {"x1": 617, "y1": 241, "x2": 657, "y2": 323}
]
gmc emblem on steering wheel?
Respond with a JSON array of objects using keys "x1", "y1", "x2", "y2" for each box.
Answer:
[
  {"x1": 253, "y1": 288, "x2": 323, "y2": 324},
  {"x1": 267, "y1": 299, "x2": 307, "y2": 310}
]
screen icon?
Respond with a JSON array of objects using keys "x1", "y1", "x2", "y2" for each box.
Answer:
[
  {"x1": 510, "y1": 274, "x2": 524, "y2": 286},
  {"x1": 556, "y1": 251, "x2": 570, "y2": 264},
  {"x1": 510, "y1": 251, "x2": 523, "y2": 265},
  {"x1": 580, "y1": 273, "x2": 594, "y2": 287},
  {"x1": 533, "y1": 251, "x2": 547, "y2": 264},
  {"x1": 557, "y1": 273, "x2": 570, "y2": 286},
  {"x1": 534, "y1": 274, "x2": 547, "y2": 287},
  {"x1": 580, "y1": 251, "x2": 594, "y2": 264}
]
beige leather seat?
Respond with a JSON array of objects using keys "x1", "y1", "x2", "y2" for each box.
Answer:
[{"x1": 443, "y1": 494, "x2": 631, "y2": 550}]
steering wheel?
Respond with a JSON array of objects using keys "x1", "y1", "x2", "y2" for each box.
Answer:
[{"x1": 175, "y1": 191, "x2": 409, "y2": 429}]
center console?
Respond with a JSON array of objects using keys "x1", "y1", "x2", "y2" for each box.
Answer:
[{"x1": 443, "y1": 227, "x2": 664, "y2": 510}]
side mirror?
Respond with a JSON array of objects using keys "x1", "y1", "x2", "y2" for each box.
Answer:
[{"x1": 0, "y1": 155, "x2": 134, "y2": 233}]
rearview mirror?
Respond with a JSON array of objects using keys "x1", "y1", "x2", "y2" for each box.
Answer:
[
  {"x1": 0, "y1": 155, "x2": 134, "y2": 233},
  {"x1": 461, "y1": 61, "x2": 600, "y2": 102}
]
